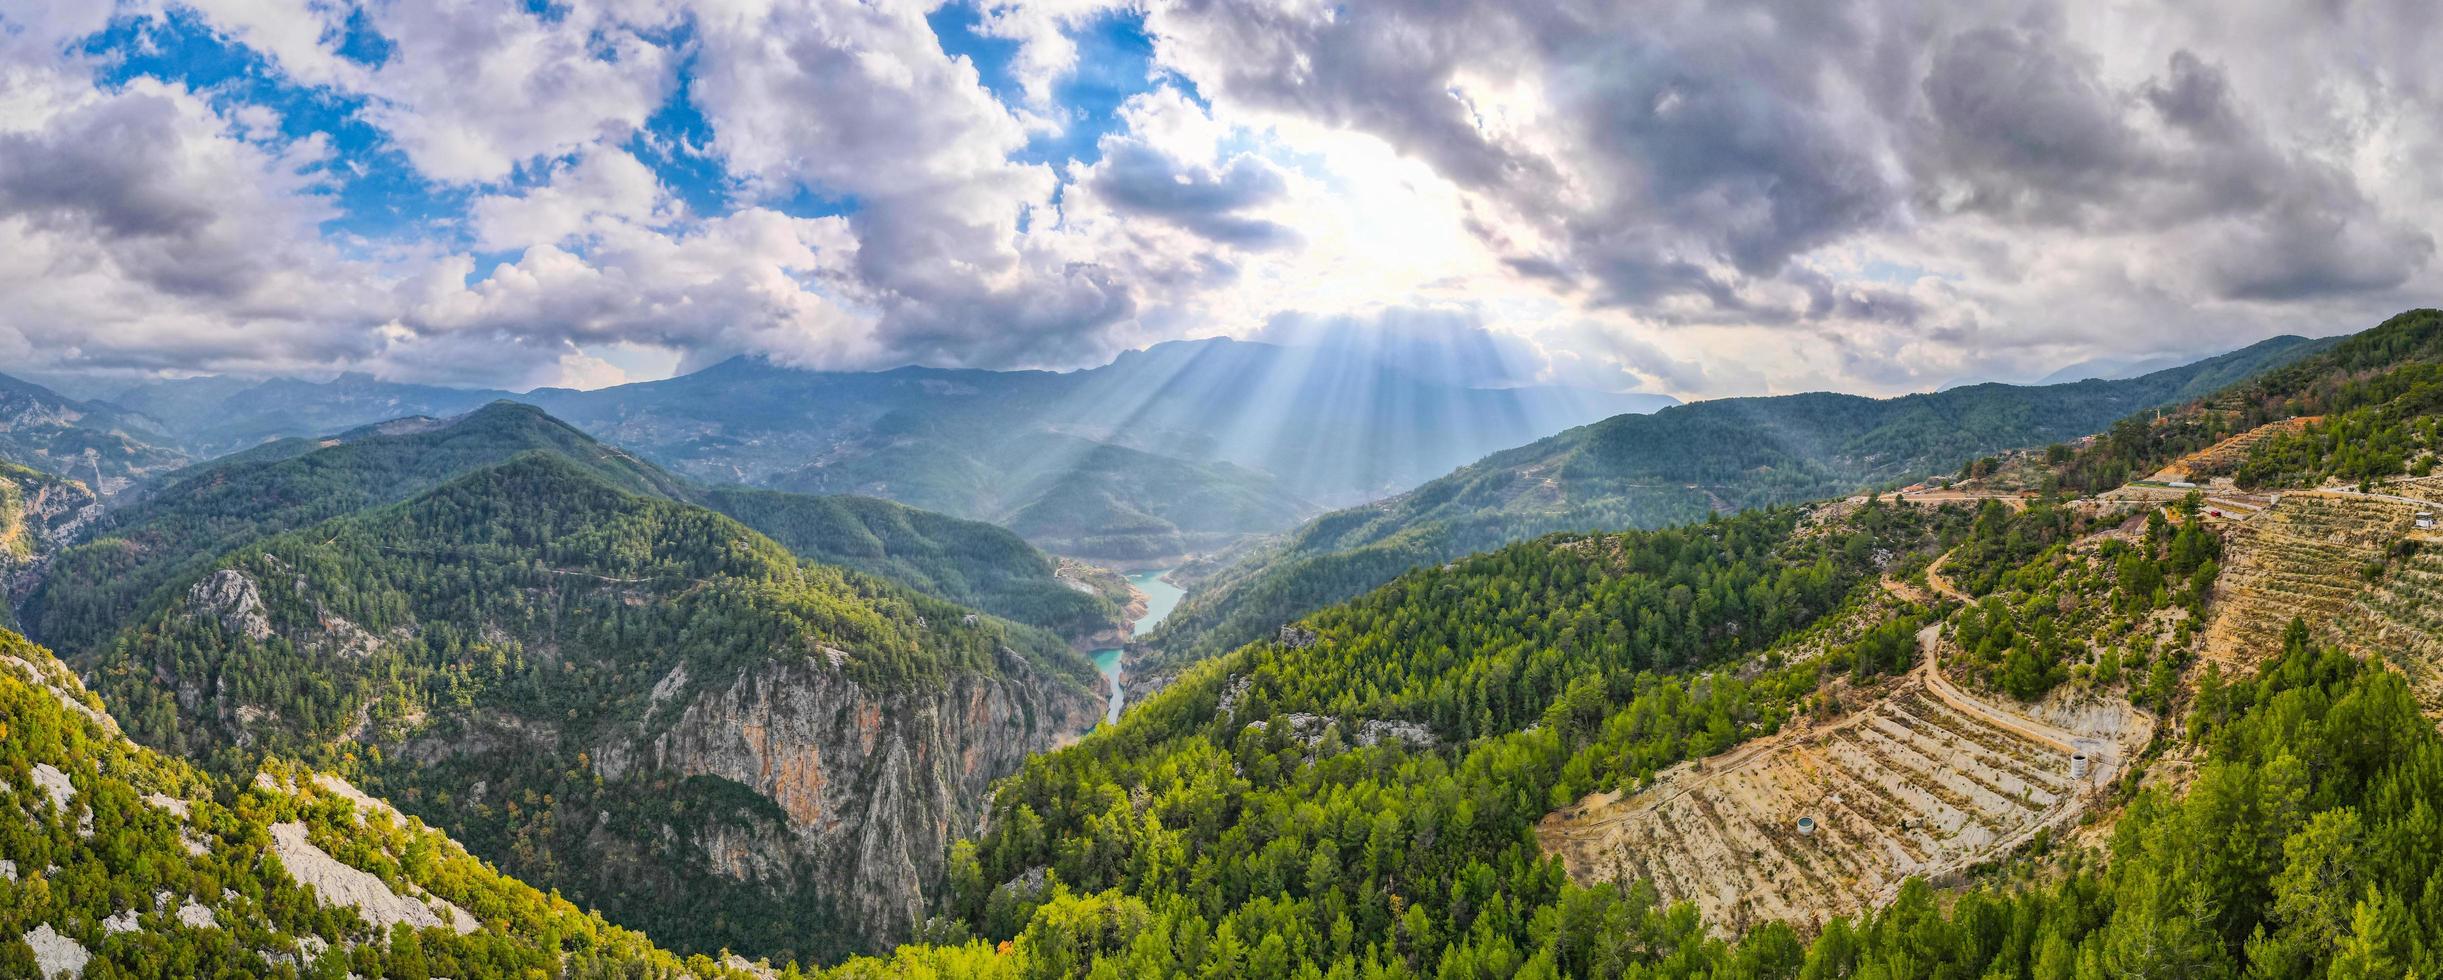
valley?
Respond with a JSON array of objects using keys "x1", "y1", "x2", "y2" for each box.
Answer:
[
  {"x1": 7, "y1": 308, "x2": 2443, "y2": 977},
  {"x1": 1089, "y1": 567, "x2": 1188, "y2": 724},
  {"x1": 10, "y1": 5, "x2": 2441, "y2": 974}
]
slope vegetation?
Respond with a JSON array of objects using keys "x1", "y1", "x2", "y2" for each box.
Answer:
[
  {"x1": 0, "y1": 629, "x2": 761, "y2": 978},
  {"x1": 702, "y1": 487, "x2": 1128, "y2": 644},
  {"x1": 88, "y1": 453, "x2": 1102, "y2": 961},
  {"x1": 1, "y1": 462, "x2": 98, "y2": 631},
  {"x1": 25, "y1": 402, "x2": 684, "y2": 658},
  {"x1": 1150, "y1": 334, "x2": 2322, "y2": 671},
  {"x1": 31, "y1": 402, "x2": 1123, "y2": 657}
]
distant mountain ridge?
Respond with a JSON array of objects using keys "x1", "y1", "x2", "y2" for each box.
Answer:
[
  {"x1": 95, "y1": 336, "x2": 1673, "y2": 560},
  {"x1": 21, "y1": 402, "x2": 1126, "y2": 657},
  {"x1": 0, "y1": 370, "x2": 189, "y2": 493},
  {"x1": 1145, "y1": 332, "x2": 2330, "y2": 669},
  {"x1": 108, "y1": 372, "x2": 518, "y2": 458}
]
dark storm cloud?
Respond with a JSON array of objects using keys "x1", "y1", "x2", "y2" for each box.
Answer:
[
  {"x1": 1911, "y1": 25, "x2": 2148, "y2": 224},
  {"x1": 1091, "y1": 141, "x2": 1297, "y2": 249}
]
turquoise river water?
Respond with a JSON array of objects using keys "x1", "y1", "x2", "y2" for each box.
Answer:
[{"x1": 1089, "y1": 569, "x2": 1184, "y2": 725}]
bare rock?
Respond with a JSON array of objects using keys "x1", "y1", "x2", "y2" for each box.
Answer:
[
  {"x1": 189, "y1": 569, "x2": 273, "y2": 642},
  {"x1": 23, "y1": 923, "x2": 87, "y2": 978},
  {"x1": 268, "y1": 822, "x2": 476, "y2": 935}
]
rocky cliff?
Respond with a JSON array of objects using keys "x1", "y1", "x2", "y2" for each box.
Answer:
[
  {"x1": 0, "y1": 463, "x2": 100, "y2": 627},
  {"x1": 88, "y1": 455, "x2": 1106, "y2": 963},
  {"x1": 587, "y1": 648, "x2": 1099, "y2": 954}
]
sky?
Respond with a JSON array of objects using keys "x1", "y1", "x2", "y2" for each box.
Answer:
[{"x1": 0, "y1": 0, "x2": 2436, "y2": 399}]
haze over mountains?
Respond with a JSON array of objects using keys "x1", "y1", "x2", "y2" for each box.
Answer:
[
  {"x1": 10, "y1": 309, "x2": 2443, "y2": 977},
  {"x1": 22, "y1": 336, "x2": 1673, "y2": 563},
  {"x1": 1145, "y1": 332, "x2": 2328, "y2": 670}
]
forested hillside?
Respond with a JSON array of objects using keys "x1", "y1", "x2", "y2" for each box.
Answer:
[
  {"x1": 796, "y1": 338, "x2": 2443, "y2": 975},
  {"x1": 82, "y1": 453, "x2": 1103, "y2": 961},
  {"x1": 793, "y1": 500, "x2": 1969, "y2": 976},
  {"x1": 2050, "y1": 309, "x2": 2443, "y2": 493},
  {"x1": 1148, "y1": 334, "x2": 2325, "y2": 673},
  {"x1": 24, "y1": 402, "x2": 685, "y2": 659},
  {"x1": 0, "y1": 462, "x2": 98, "y2": 633},
  {"x1": 0, "y1": 628, "x2": 766, "y2": 978},
  {"x1": 811, "y1": 627, "x2": 2443, "y2": 978},
  {"x1": 703, "y1": 488, "x2": 1129, "y2": 644},
  {"x1": 28, "y1": 402, "x2": 1126, "y2": 656}
]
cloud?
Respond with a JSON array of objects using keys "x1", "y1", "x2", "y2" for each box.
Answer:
[
  {"x1": 1, "y1": 0, "x2": 2439, "y2": 402},
  {"x1": 0, "y1": 64, "x2": 392, "y2": 376},
  {"x1": 468, "y1": 148, "x2": 677, "y2": 251},
  {"x1": 1089, "y1": 139, "x2": 1295, "y2": 248}
]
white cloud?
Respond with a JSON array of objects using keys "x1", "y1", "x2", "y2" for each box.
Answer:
[
  {"x1": 5, "y1": 0, "x2": 2441, "y2": 401},
  {"x1": 469, "y1": 147, "x2": 677, "y2": 251}
]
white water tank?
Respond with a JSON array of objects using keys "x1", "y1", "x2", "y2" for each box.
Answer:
[
  {"x1": 2070, "y1": 752, "x2": 2090, "y2": 779},
  {"x1": 1796, "y1": 816, "x2": 1816, "y2": 837}
]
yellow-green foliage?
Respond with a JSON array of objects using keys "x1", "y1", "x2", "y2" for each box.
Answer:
[{"x1": 0, "y1": 629, "x2": 761, "y2": 979}]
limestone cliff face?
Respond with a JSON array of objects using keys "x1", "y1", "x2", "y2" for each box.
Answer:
[
  {"x1": 1, "y1": 469, "x2": 99, "y2": 624},
  {"x1": 587, "y1": 646, "x2": 1100, "y2": 956}
]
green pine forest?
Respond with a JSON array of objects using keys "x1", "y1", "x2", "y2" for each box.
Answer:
[{"x1": 8, "y1": 310, "x2": 2443, "y2": 977}]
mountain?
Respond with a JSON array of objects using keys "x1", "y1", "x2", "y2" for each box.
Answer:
[
  {"x1": 0, "y1": 461, "x2": 99, "y2": 632},
  {"x1": 26, "y1": 402, "x2": 1128, "y2": 659},
  {"x1": 1146, "y1": 332, "x2": 2328, "y2": 669},
  {"x1": 107, "y1": 372, "x2": 519, "y2": 458},
  {"x1": 1044, "y1": 338, "x2": 1677, "y2": 503},
  {"x1": 83, "y1": 452, "x2": 1103, "y2": 962},
  {"x1": 0, "y1": 628, "x2": 766, "y2": 978},
  {"x1": 2057, "y1": 307, "x2": 2443, "y2": 494},
  {"x1": 2031, "y1": 350, "x2": 2199, "y2": 385},
  {"x1": 796, "y1": 314, "x2": 2443, "y2": 977},
  {"x1": 515, "y1": 337, "x2": 1667, "y2": 558},
  {"x1": 756, "y1": 427, "x2": 1310, "y2": 564},
  {"x1": 21, "y1": 402, "x2": 688, "y2": 657},
  {"x1": 73, "y1": 338, "x2": 1671, "y2": 562},
  {"x1": 700, "y1": 487, "x2": 1131, "y2": 644},
  {"x1": 0, "y1": 371, "x2": 189, "y2": 494}
]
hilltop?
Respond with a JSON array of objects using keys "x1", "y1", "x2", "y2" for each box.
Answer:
[
  {"x1": 82, "y1": 452, "x2": 1103, "y2": 960},
  {"x1": 23, "y1": 401, "x2": 1126, "y2": 657},
  {"x1": 1146, "y1": 333, "x2": 2326, "y2": 672}
]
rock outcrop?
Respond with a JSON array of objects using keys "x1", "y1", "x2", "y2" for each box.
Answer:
[
  {"x1": 187, "y1": 570, "x2": 273, "y2": 642},
  {"x1": 0, "y1": 465, "x2": 100, "y2": 624},
  {"x1": 588, "y1": 649, "x2": 1100, "y2": 956}
]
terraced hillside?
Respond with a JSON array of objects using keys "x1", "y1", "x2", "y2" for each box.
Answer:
[
  {"x1": 2148, "y1": 416, "x2": 2320, "y2": 482},
  {"x1": 2200, "y1": 492, "x2": 2427, "y2": 677},
  {"x1": 1539, "y1": 634, "x2": 2145, "y2": 933}
]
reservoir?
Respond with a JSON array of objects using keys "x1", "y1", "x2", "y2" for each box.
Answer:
[{"x1": 1090, "y1": 568, "x2": 1185, "y2": 725}]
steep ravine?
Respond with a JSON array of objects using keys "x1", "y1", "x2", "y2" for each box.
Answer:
[
  {"x1": 336, "y1": 641, "x2": 1102, "y2": 963},
  {"x1": 582, "y1": 651, "x2": 1102, "y2": 955}
]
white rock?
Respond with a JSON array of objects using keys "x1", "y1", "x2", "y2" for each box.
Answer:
[
  {"x1": 268, "y1": 822, "x2": 475, "y2": 934},
  {"x1": 102, "y1": 910, "x2": 140, "y2": 934},
  {"x1": 176, "y1": 902, "x2": 217, "y2": 929},
  {"x1": 23, "y1": 923, "x2": 88, "y2": 978},
  {"x1": 29, "y1": 763, "x2": 74, "y2": 812},
  {"x1": 142, "y1": 793, "x2": 191, "y2": 819}
]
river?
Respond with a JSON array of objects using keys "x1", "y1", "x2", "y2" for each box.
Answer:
[{"x1": 1089, "y1": 568, "x2": 1185, "y2": 725}]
